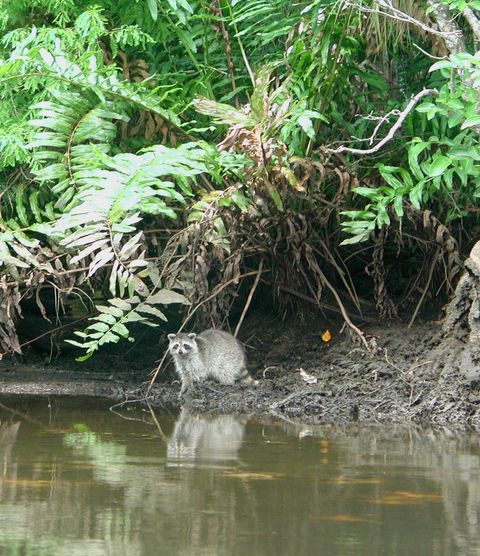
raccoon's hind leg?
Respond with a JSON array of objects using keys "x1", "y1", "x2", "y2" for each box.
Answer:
[{"x1": 214, "y1": 369, "x2": 236, "y2": 386}]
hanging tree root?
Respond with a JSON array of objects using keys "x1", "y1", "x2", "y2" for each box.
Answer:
[{"x1": 443, "y1": 240, "x2": 480, "y2": 343}]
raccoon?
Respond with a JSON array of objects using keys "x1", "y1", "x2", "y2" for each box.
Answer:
[{"x1": 167, "y1": 329, "x2": 258, "y2": 396}]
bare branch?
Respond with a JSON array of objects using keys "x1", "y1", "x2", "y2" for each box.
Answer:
[
  {"x1": 234, "y1": 259, "x2": 263, "y2": 338},
  {"x1": 427, "y1": 2, "x2": 480, "y2": 136},
  {"x1": 326, "y1": 89, "x2": 438, "y2": 155},
  {"x1": 347, "y1": 0, "x2": 462, "y2": 39},
  {"x1": 462, "y1": 7, "x2": 480, "y2": 44},
  {"x1": 426, "y1": 0, "x2": 466, "y2": 52},
  {"x1": 412, "y1": 43, "x2": 448, "y2": 60},
  {"x1": 353, "y1": 109, "x2": 401, "y2": 145}
]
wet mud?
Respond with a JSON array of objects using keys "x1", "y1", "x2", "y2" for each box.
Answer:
[{"x1": 1, "y1": 315, "x2": 480, "y2": 427}]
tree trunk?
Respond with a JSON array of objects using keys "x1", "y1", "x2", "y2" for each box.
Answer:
[
  {"x1": 425, "y1": 2, "x2": 480, "y2": 344},
  {"x1": 443, "y1": 241, "x2": 480, "y2": 344}
]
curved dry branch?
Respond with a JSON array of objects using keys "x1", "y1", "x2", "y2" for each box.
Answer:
[
  {"x1": 327, "y1": 89, "x2": 438, "y2": 155},
  {"x1": 348, "y1": 0, "x2": 462, "y2": 39},
  {"x1": 462, "y1": 7, "x2": 480, "y2": 43},
  {"x1": 426, "y1": 0, "x2": 467, "y2": 52}
]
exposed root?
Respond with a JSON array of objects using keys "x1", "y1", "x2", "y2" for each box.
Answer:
[
  {"x1": 234, "y1": 259, "x2": 264, "y2": 337},
  {"x1": 368, "y1": 228, "x2": 397, "y2": 319},
  {"x1": 408, "y1": 247, "x2": 441, "y2": 328}
]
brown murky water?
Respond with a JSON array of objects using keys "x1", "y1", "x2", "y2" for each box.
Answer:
[{"x1": 0, "y1": 397, "x2": 480, "y2": 556}]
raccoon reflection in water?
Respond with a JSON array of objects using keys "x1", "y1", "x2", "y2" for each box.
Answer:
[{"x1": 167, "y1": 409, "x2": 247, "y2": 466}]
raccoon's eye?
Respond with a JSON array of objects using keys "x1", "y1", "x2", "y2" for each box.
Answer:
[
  {"x1": 171, "y1": 343, "x2": 179, "y2": 349},
  {"x1": 183, "y1": 343, "x2": 191, "y2": 351}
]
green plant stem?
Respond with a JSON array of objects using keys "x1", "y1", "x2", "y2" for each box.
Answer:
[{"x1": 306, "y1": 2, "x2": 352, "y2": 157}]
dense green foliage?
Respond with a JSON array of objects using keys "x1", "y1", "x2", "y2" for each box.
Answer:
[{"x1": 0, "y1": 0, "x2": 478, "y2": 357}]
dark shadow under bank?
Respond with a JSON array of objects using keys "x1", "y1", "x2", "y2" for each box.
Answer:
[{"x1": 1, "y1": 316, "x2": 480, "y2": 427}]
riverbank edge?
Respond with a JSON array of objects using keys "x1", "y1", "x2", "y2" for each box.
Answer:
[{"x1": 1, "y1": 318, "x2": 479, "y2": 427}]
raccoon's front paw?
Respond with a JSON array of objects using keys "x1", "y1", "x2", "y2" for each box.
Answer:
[
  {"x1": 178, "y1": 384, "x2": 189, "y2": 399},
  {"x1": 178, "y1": 379, "x2": 197, "y2": 399}
]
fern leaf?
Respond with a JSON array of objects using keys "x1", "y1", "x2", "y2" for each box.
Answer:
[{"x1": 68, "y1": 288, "x2": 189, "y2": 359}]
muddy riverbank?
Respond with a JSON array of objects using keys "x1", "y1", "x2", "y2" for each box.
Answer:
[{"x1": 1, "y1": 314, "x2": 480, "y2": 427}]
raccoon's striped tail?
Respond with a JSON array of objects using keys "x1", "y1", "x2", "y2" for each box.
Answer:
[{"x1": 239, "y1": 369, "x2": 259, "y2": 386}]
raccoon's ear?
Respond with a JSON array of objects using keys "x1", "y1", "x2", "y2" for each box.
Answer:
[
  {"x1": 188, "y1": 333, "x2": 197, "y2": 340},
  {"x1": 167, "y1": 334, "x2": 175, "y2": 341}
]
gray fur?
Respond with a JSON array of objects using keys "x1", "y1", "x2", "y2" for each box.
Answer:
[{"x1": 168, "y1": 329, "x2": 258, "y2": 395}]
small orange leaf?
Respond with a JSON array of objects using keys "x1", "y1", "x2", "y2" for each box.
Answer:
[{"x1": 321, "y1": 330, "x2": 331, "y2": 342}]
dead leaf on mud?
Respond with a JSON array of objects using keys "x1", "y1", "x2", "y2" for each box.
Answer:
[
  {"x1": 369, "y1": 490, "x2": 442, "y2": 505},
  {"x1": 297, "y1": 368, "x2": 318, "y2": 384},
  {"x1": 322, "y1": 330, "x2": 331, "y2": 342}
]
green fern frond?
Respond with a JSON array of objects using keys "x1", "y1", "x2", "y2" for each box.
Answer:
[
  {"x1": 231, "y1": 0, "x2": 301, "y2": 45},
  {"x1": 28, "y1": 91, "x2": 209, "y2": 302},
  {"x1": 66, "y1": 289, "x2": 190, "y2": 360},
  {"x1": 21, "y1": 79, "x2": 210, "y2": 334},
  {"x1": 30, "y1": 48, "x2": 183, "y2": 132},
  {"x1": 28, "y1": 89, "x2": 128, "y2": 188},
  {"x1": 51, "y1": 142, "x2": 208, "y2": 291},
  {"x1": 74, "y1": 6, "x2": 107, "y2": 43}
]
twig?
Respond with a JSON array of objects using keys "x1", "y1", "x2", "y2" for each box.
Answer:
[
  {"x1": 384, "y1": 348, "x2": 404, "y2": 374},
  {"x1": 461, "y1": 7, "x2": 480, "y2": 44},
  {"x1": 408, "y1": 247, "x2": 441, "y2": 328},
  {"x1": 145, "y1": 400, "x2": 169, "y2": 442},
  {"x1": 413, "y1": 43, "x2": 447, "y2": 60},
  {"x1": 109, "y1": 397, "x2": 147, "y2": 412},
  {"x1": 408, "y1": 360, "x2": 433, "y2": 372},
  {"x1": 16, "y1": 317, "x2": 88, "y2": 350},
  {"x1": 262, "y1": 366, "x2": 279, "y2": 378},
  {"x1": 314, "y1": 267, "x2": 371, "y2": 350},
  {"x1": 314, "y1": 241, "x2": 362, "y2": 314},
  {"x1": 212, "y1": 0, "x2": 238, "y2": 102},
  {"x1": 279, "y1": 285, "x2": 378, "y2": 323},
  {"x1": 270, "y1": 389, "x2": 319, "y2": 411},
  {"x1": 353, "y1": 109, "x2": 400, "y2": 145},
  {"x1": 327, "y1": 89, "x2": 438, "y2": 155},
  {"x1": 109, "y1": 406, "x2": 151, "y2": 424},
  {"x1": 234, "y1": 259, "x2": 264, "y2": 338},
  {"x1": 230, "y1": 15, "x2": 255, "y2": 85},
  {"x1": 0, "y1": 402, "x2": 44, "y2": 427},
  {"x1": 268, "y1": 408, "x2": 300, "y2": 425},
  {"x1": 349, "y1": 0, "x2": 461, "y2": 38}
]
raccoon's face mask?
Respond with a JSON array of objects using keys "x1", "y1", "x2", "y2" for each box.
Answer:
[{"x1": 168, "y1": 334, "x2": 197, "y2": 356}]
